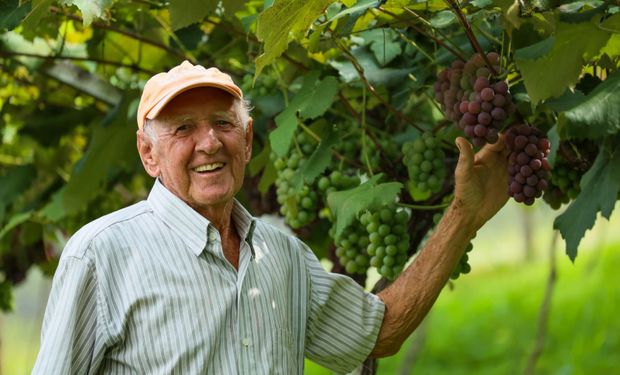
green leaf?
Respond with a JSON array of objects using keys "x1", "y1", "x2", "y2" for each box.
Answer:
[
  {"x1": 597, "y1": 14, "x2": 620, "y2": 58},
  {"x1": 514, "y1": 20, "x2": 610, "y2": 104},
  {"x1": 546, "y1": 125, "x2": 560, "y2": 168},
  {"x1": 221, "y1": 0, "x2": 246, "y2": 14},
  {"x1": 248, "y1": 143, "x2": 271, "y2": 177},
  {"x1": 0, "y1": 211, "x2": 33, "y2": 241},
  {"x1": 430, "y1": 10, "x2": 456, "y2": 28},
  {"x1": 327, "y1": 0, "x2": 379, "y2": 23},
  {"x1": 329, "y1": 47, "x2": 413, "y2": 86},
  {"x1": 0, "y1": 0, "x2": 30, "y2": 30},
  {"x1": 0, "y1": 281, "x2": 12, "y2": 312},
  {"x1": 255, "y1": 0, "x2": 336, "y2": 77},
  {"x1": 258, "y1": 159, "x2": 277, "y2": 194},
  {"x1": 471, "y1": 0, "x2": 493, "y2": 8},
  {"x1": 543, "y1": 89, "x2": 586, "y2": 113},
  {"x1": 169, "y1": 0, "x2": 218, "y2": 30},
  {"x1": 558, "y1": 70, "x2": 620, "y2": 139},
  {"x1": 0, "y1": 165, "x2": 36, "y2": 223},
  {"x1": 291, "y1": 125, "x2": 338, "y2": 190},
  {"x1": 63, "y1": 0, "x2": 111, "y2": 25},
  {"x1": 327, "y1": 174, "x2": 402, "y2": 239},
  {"x1": 40, "y1": 94, "x2": 140, "y2": 222},
  {"x1": 21, "y1": 0, "x2": 54, "y2": 33},
  {"x1": 513, "y1": 36, "x2": 555, "y2": 60},
  {"x1": 360, "y1": 28, "x2": 402, "y2": 66},
  {"x1": 553, "y1": 144, "x2": 620, "y2": 261},
  {"x1": 269, "y1": 73, "x2": 339, "y2": 157}
]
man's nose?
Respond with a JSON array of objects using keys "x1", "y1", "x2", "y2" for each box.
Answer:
[{"x1": 195, "y1": 124, "x2": 222, "y2": 154}]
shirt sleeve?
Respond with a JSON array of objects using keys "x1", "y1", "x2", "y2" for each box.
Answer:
[
  {"x1": 32, "y1": 253, "x2": 107, "y2": 374},
  {"x1": 300, "y1": 242, "x2": 385, "y2": 374}
]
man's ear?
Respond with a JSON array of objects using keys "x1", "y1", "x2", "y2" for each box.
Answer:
[
  {"x1": 137, "y1": 130, "x2": 160, "y2": 178},
  {"x1": 244, "y1": 118, "x2": 253, "y2": 163}
]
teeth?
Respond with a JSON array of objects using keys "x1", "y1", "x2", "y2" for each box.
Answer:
[{"x1": 193, "y1": 163, "x2": 224, "y2": 172}]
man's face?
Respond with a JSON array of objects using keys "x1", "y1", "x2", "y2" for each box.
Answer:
[{"x1": 139, "y1": 87, "x2": 253, "y2": 212}]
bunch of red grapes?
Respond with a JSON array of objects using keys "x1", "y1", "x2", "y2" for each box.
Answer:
[
  {"x1": 434, "y1": 52, "x2": 516, "y2": 147},
  {"x1": 505, "y1": 124, "x2": 551, "y2": 205}
]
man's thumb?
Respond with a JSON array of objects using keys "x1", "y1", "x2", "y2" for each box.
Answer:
[{"x1": 455, "y1": 137, "x2": 474, "y2": 174}]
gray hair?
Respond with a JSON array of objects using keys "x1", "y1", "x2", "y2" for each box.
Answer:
[{"x1": 143, "y1": 97, "x2": 252, "y2": 144}]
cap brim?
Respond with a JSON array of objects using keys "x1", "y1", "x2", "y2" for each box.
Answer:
[{"x1": 146, "y1": 80, "x2": 242, "y2": 121}]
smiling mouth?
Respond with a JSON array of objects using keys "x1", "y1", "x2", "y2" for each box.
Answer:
[{"x1": 192, "y1": 162, "x2": 225, "y2": 173}]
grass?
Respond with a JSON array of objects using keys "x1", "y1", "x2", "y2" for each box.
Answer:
[{"x1": 359, "y1": 242, "x2": 620, "y2": 375}]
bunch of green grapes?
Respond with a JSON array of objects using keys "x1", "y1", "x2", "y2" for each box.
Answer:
[
  {"x1": 402, "y1": 133, "x2": 446, "y2": 195},
  {"x1": 317, "y1": 170, "x2": 360, "y2": 195},
  {"x1": 362, "y1": 206, "x2": 410, "y2": 280},
  {"x1": 272, "y1": 132, "x2": 319, "y2": 229},
  {"x1": 333, "y1": 219, "x2": 372, "y2": 275},
  {"x1": 433, "y1": 213, "x2": 473, "y2": 280},
  {"x1": 543, "y1": 158, "x2": 583, "y2": 209},
  {"x1": 451, "y1": 243, "x2": 473, "y2": 280}
]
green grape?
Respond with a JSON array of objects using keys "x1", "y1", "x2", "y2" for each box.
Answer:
[
  {"x1": 332, "y1": 217, "x2": 371, "y2": 275},
  {"x1": 361, "y1": 205, "x2": 411, "y2": 280},
  {"x1": 403, "y1": 133, "x2": 447, "y2": 196},
  {"x1": 272, "y1": 130, "x2": 320, "y2": 228},
  {"x1": 543, "y1": 156, "x2": 586, "y2": 210}
]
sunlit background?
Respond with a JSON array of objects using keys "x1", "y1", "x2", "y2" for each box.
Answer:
[{"x1": 2, "y1": 199, "x2": 619, "y2": 374}]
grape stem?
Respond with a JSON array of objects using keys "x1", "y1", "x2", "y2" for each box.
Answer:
[
  {"x1": 335, "y1": 40, "x2": 423, "y2": 132},
  {"x1": 378, "y1": 7, "x2": 467, "y2": 61},
  {"x1": 444, "y1": 0, "x2": 499, "y2": 76},
  {"x1": 397, "y1": 202, "x2": 450, "y2": 210}
]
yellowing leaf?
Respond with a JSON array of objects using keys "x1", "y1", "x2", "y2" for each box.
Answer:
[{"x1": 255, "y1": 0, "x2": 336, "y2": 77}]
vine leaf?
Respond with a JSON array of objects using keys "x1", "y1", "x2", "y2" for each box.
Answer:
[
  {"x1": 558, "y1": 70, "x2": 620, "y2": 139},
  {"x1": 291, "y1": 124, "x2": 339, "y2": 190},
  {"x1": 514, "y1": 20, "x2": 610, "y2": 105},
  {"x1": 40, "y1": 95, "x2": 140, "y2": 222},
  {"x1": 0, "y1": 165, "x2": 36, "y2": 224},
  {"x1": 168, "y1": 0, "x2": 217, "y2": 30},
  {"x1": 0, "y1": 210, "x2": 33, "y2": 241},
  {"x1": 255, "y1": 0, "x2": 336, "y2": 77},
  {"x1": 0, "y1": 0, "x2": 30, "y2": 30},
  {"x1": 359, "y1": 28, "x2": 402, "y2": 66},
  {"x1": 329, "y1": 48, "x2": 413, "y2": 86},
  {"x1": 327, "y1": 174, "x2": 402, "y2": 239},
  {"x1": 269, "y1": 73, "x2": 338, "y2": 157},
  {"x1": 63, "y1": 0, "x2": 111, "y2": 25},
  {"x1": 21, "y1": 0, "x2": 54, "y2": 32},
  {"x1": 553, "y1": 145, "x2": 620, "y2": 261}
]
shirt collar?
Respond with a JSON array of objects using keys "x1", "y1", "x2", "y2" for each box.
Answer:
[{"x1": 147, "y1": 179, "x2": 256, "y2": 257}]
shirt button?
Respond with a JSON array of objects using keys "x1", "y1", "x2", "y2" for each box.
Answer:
[{"x1": 241, "y1": 338, "x2": 251, "y2": 347}]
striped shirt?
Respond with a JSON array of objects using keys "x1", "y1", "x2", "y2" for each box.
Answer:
[{"x1": 32, "y1": 180, "x2": 385, "y2": 374}]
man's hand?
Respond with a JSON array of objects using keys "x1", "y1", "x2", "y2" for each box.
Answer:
[{"x1": 454, "y1": 136, "x2": 510, "y2": 234}]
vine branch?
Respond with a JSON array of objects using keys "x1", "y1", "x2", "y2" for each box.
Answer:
[
  {"x1": 335, "y1": 40, "x2": 423, "y2": 132},
  {"x1": 49, "y1": 6, "x2": 190, "y2": 62},
  {"x1": 0, "y1": 50, "x2": 157, "y2": 75},
  {"x1": 524, "y1": 231, "x2": 558, "y2": 375},
  {"x1": 443, "y1": 0, "x2": 498, "y2": 75},
  {"x1": 378, "y1": 7, "x2": 466, "y2": 61}
]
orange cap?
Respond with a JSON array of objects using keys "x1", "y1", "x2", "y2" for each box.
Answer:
[{"x1": 136, "y1": 60, "x2": 243, "y2": 130}]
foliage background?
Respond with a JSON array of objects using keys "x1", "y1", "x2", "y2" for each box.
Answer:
[{"x1": 1, "y1": 0, "x2": 620, "y2": 373}]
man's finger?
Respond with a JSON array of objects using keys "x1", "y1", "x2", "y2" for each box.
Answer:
[{"x1": 455, "y1": 136, "x2": 474, "y2": 174}]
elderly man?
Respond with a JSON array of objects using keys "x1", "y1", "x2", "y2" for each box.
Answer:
[{"x1": 33, "y1": 61, "x2": 508, "y2": 374}]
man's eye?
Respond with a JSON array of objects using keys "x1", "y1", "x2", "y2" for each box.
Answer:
[
  {"x1": 215, "y1": 119, "x2": 233, "y2": 127},
  {"x1": 175, "y1": 124, "x2": 191, "y2": 133}
]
